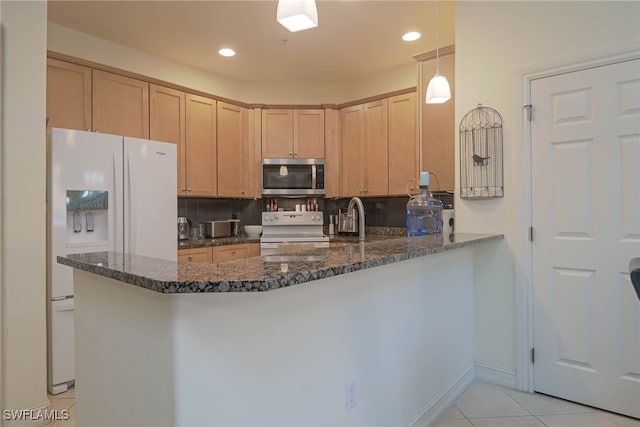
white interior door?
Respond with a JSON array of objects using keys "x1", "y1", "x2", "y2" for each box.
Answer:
[{"x1": 532, "y1": 59, "x2": 640, "y2": 418}]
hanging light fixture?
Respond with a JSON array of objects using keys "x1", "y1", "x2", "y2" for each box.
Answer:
[
  {"x1": 277, "y1": 0, "x2": 318, "y2": 32},
  {"x1": 425, "y1": 0, "x2": 451, "y2": 104}
]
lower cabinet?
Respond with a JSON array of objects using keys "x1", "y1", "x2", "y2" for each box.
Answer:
[
  {"x1": 178, "y1": 247, "x2": 212, "y2": 264},
  {"x1": 179, "y1": 243, "x2": 261, "y2": 264},
  {"x1": 212, "y1": 243, "x2": 252, "y2": 262}
]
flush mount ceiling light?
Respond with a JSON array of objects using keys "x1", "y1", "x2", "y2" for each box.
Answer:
[
  {"x1": 425, "y1": 0, "x2": 451, "y2": 104},
  {"x1": 277, "y1": 0, "x2": 318, "y2": 32},
  {"x1": 218, "y1": 48, "x2": 236, "y2": 57},
  {"x1": 402, "y1": 31, "x2": 421, "y2": 42}
]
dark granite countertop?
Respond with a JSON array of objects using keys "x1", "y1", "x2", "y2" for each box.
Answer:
[
  {"x1": 178, "y1": 235, "x2": 260, "y2": 250},
  {"x1": 59, "y1": 233, "x2": 503, "y2": 294}
]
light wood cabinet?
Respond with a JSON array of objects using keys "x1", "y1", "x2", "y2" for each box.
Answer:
[
  {"x1": 388, "y1": 92, "x2": 419, "y2": 195},
  {"x1": 47, "y1": 58, "x2": 92, "y2": 131},
  {"x1": 261, "y1": 109, "x2": 325, "y2": 158},
  {"x1": 185, "y1": 94, "x2": 217, "y2": 197},
  {"x1": 217, "y1": 101, "x2": 250, "y2": 198},
  {"x1": 92, "y1": 70, "x2": 149, "y2": 139},
  {"x1": 324, "y1": 108, "x2": 341, "y2": 198},
  {"x1": 340, "y1": 105, "x2": 365, "y2": 196},
  {"x1": 178, "y1": 247, "x2": 212, "y2": 264},
  {"x1": 340, "y1": 100, "x2": 388, "y2": 197},
  {"x1": 250, "y1": 243, "x2": 261, "y2": 257},
  {"x1": 262, "y1": 109, "x2": 293, "y2": 158},
  {"x1": 212, "y1": 243, "x2": 253, "y2": 262},
  {"x1": 294, "y1": 110, "x2": 325, "y2": 158},
  {"x1": 421, "y1": 50, "x2": 455, "y2": 191},
  {"x1": 363, "y1": 99, "x2": 389, "y2": 196},
  {"x1": 150, "y1": 84, "x2": 186, "y2": 195}
]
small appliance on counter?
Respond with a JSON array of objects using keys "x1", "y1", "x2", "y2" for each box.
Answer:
[
  {"x1": 204, "y1": 220, "x2": 231, "y2": 238},
  {"x1": 229, "y1": 219, "x2": 240, "y2": 237},
  {"x1": 337, "y1": 208, "x2": 359, "y2": 235},
  {"x1": 178, "y1": 217, "x2": 190, "y2": 240}
]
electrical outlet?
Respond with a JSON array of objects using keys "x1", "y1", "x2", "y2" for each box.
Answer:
[{"x1": 345, "y1": 378, "x2": 357, "y2": 411}]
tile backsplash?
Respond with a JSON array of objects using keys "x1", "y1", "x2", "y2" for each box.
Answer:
[{"x1": 178, "y1": 192, "x2": 454, "y2": 230}]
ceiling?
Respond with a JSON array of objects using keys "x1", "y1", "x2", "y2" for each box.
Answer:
[{"x1": 47, "y1": 1, "x2": 456, "y2": 84}]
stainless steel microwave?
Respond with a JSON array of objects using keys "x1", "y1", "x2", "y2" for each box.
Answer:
[{"x1": 261, "y1": 158, "x2": 325, "y2": 196}]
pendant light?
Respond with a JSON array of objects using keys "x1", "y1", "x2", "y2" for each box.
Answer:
[
  {"x1": 277, "y1": 0, "x2": 318, "y2": 33},
  {"x1": 425, "y1": 0, "x2": 451, "y2": 104}
]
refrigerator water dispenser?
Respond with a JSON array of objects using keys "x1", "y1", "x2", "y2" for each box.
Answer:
[{"x1": 66, "y1": 190, "x2": 109, "y2": 246}]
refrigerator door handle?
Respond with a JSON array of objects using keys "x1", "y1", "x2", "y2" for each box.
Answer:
[
  {"x1": 113, "y1": 152, "x2": 120, "y2": 252},
  {"x1": 126, "y1": 153, "x2": 136, "y2": 255}
]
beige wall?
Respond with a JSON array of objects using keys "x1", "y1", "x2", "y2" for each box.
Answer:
[
  {"x1": 48, "y1": 22, "x2": 424, "y2": 105},
  {"x1": 455, "y1": 1, "x2": 640, "y2": 376},
  {"x1": 0, "y1": 0, "x2": 49, "y2": 422}
]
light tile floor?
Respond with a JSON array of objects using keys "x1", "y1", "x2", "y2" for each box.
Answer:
[
  {"x1": 47, "y1": 380, "x2": 639, "y2": 427},
  {"x1": 47, "y1": 387, "x2": 75, "y2": 427},
  {"x1": 434, "y1": 380, "x2": 640, "y2": 427}
]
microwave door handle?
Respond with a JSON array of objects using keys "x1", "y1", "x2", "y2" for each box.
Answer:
[{"x1": 311, "y1": 164, "x2": 317, "y2": 189}]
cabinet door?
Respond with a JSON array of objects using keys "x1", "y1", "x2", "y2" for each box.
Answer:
[
  {"x1": 47, "y1": 58, "x2": 92, "y2": 131},
  {"x1": 178, "y1": 247, "x2": 212, "y2": 264},
  {"x1": 250, "y1": 243, "x2": 261, "y2": 257},
  {"x1": 422, "y1": 52, "x2": 455, "y2": 191},
  {"x1": 388, "y1": 92, "x2": 418, "y2": 195},
  {"x1": 185, "y1": 94, "x2": 217, "y2": 197},
  {"x1": 363, "y1": 99, "x2": 388, "y2": 196},
  {"x1": 340, "y1": 105, "x2": 365, "y2": 196},
  {"x1": 324, "y1": 108, "x2": 341, "y2": 198},
  {"x1": 150, "y1": 84, "x2": 186, "y2": 195},
  {"x1": 92, "y1": 70, "x2": 149, "y2": 139},
  {"x1": 294, "y1": 109, "x2": 325, "y2": 158},
  {"x1": 261, "y1": 109, "x2": 293, "y2": 158},
  {"x1": 212, "y1": 244, "x2": 252, "y2": 262},
  {"x1": 217, "y1": 102, "x2": 249, "y2": 198}
]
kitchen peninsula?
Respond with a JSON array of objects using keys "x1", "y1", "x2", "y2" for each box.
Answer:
[{"x1": 59, "y1": 233, "x2": 502, "y2": 426}]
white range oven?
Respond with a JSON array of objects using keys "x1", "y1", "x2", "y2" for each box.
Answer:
[{"x1": 260, "y1": 211, "x2": 329, "y2": 256}]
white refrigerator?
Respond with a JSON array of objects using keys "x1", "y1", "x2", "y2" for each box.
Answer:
[{"x1": 47, "y1": 128, "x2": 177, "y2": 394}]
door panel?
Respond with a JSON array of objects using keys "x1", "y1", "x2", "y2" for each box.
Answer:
[
  {"x1": 532, "y1": 59, "x2": 640, "y2": 418},
  {"x1": 185, "y1": 94, "x2": 217, "y2": 196}
]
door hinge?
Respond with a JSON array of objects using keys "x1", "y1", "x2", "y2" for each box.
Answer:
[
  {"x1": 524, "y1": 104, "x2": 533, "y2": 122},
  {"x1": 529, "y1": 226, "x2": 534, "y2": 242},
  {"x1": 531, "y1": 348, "x2": 535, "y2": 364}
]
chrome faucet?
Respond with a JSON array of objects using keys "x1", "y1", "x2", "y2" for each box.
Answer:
[{"x1": 347, "y1": 196, "x2": 365, "y2": 242}]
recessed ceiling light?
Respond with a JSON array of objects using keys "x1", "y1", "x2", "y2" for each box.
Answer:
[
  {"x1": 402, "y1": 32, "x2": 421, "y2": 42},
  {"x1": 218, "y1": 48, "x2": 236, "y2": 57}
]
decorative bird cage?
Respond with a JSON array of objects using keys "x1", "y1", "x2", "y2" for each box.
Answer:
[{"x1": 459, "y1": 104, "x2": 504, "y2": 199}]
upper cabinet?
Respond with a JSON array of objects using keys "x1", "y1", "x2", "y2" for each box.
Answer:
[
  {"x1": 340, "y1": 99, "x2": 389, "y2": 197},
  {"x1": 217, "y1": 101, "x2": 250, "y2": 198},
  {"x1": 150, "y1": 84, "x2": 186, "y2": 195},
  {"x1": 388, "y1": 92, "x2": 418, "y2": 195},
  {"x1": 92, "y1": 70, "x2": 149, "y2": 139},
  {"x1": 185, "y1": 94, "x2": 217, "y2": 197},
  {"x1": 261, "y1": 109, "x2": 325, "y2": 158},
  {"x1": 420, "y1": 48, "x2": 455, "y2": 191},
  {"x1": 47, "y1": 58, "x2": 92, "y2": 131}
]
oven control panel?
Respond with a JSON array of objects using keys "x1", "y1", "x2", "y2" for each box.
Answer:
[{"x1": 262, "y1": 211, "x2": 323, "y2": 226}]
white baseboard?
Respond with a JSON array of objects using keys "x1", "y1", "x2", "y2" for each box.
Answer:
[
  {"x1": 409, "y1": 365, "x2": 476, "y2": 427},
  {"x1": 475, "y1": 363, "x2": 517, "y2": 389}
]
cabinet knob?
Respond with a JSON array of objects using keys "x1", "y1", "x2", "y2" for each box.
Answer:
[
  {"x1": 241, "y1": 191, "x2": 245, "y2": 195},
  {"x1": 294, "y1": 152, "x2": 298, "y2": 156},
  {"x1": 188, "y1": 188, "x2": 192, "y2": 192},
  {"x1": 188, "y1": 255, "x2": 193, "y2": 261},
  {"x1": 231, "y1": 250, "x2": 236, "y2": 255},
  {"x1": 182, "y1": 187, "x2": 187, "y2": 191},
  {"x1": 289, "y1": 152, "x2": 293, "y2": 157}
]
